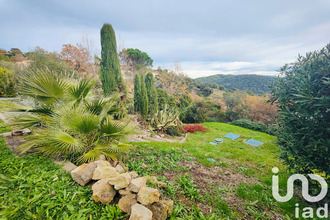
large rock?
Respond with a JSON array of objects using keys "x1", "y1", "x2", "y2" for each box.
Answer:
[
  {"x1": 92, "y1": 178, "x2": 116, "y2": 204},
  {"x1": 160, "y1": 200, "x2": 174, "y2": 215},
  {"x1": 129, "y1": 171, "x2": 138, "y2": 179},
  {"x1": 118, "y1": 192, "x2": 137, "y2": 213},
  {"x1": 147, "y1": 202, "x2": 168, "y2": 220},
  {"x1": 71, "y1": 162, "x2": 97, "y2": 186},
  {"x1": 62, "y1": 161, "x2": 77, "y2": 172},
  {"x1": 92, "y1": 166, "x2": 119, "y2": 180},
  {"x1": 116, "y1": 164, "x2": 126, "y2": 173},
  {"x1": 129, "y1": 204, "x2": 152, "y2": 220},
  {"x1": 108, "y1": 173, "x2": 132, "y2": 190},
  {"x1": 126, "y1": 177, "x2": 147, "y2": 193},
  {"x1": 94, "y1": 160, "x2": 112, "y2": 167},
  {"x1": 137, "y1": 186, "x2": 160, "y2": 206}
]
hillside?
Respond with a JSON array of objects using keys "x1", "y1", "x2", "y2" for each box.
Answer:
[{"x1": 195, "y1": 74, "x2": 276, "y2": 94}]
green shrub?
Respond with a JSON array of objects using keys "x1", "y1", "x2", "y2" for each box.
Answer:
[{"x1": 230, "y1": 119, "x2": 278, "y2": 135}]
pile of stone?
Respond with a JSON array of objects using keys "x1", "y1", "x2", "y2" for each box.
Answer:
[{"x1": 70, "y1": 160, "x2": 173, "y2": 220}]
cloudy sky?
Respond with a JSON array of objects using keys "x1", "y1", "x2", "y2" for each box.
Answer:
[{"x1": 0, "y1": 0, "x2": 329, "y2": 78}]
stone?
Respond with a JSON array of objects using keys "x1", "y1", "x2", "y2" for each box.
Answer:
[
  {"x1": 147, "y1": 202, "x2": 168, "y2": 220},
  {"x1": 108, "y1": 173, "x2": 132, "y2": 190},
  {"x1": 70, "y1": 162, "x2": 97, "y2": 186},
  {"x1": 137, "y1": 186, "x2": 160, "y2": 206},
  {"x1": 22, "y1": 128, "x2": 31, "y2": 135},
  {"x1": 118, "y1": 192, "x2": 137, "y2": 213},
  {"x1": 94, "y1": 160, "x2": 112, "y2": 167},
  {"x1": 92, "y1": 178, "x2": 116, "y2": 204},
  {"x1": 160, "y1": 200, "x2": 174, "y2": 215},
  {"x1": 118, "y1": 161, "x2": 128, "y2": 170},
  {"x1": 129, "y1": 171, "x2": 138, "y2": 179},
  {"x1": 118, "y1": 189, "x2": 131, "y2": 196},
  {"x1": 116, "y1": 164, "x2": 125, "y2": 173},
  {"x1": 62, "y1": 161, "x2": 77, "y2": 172},
  {"x1": 51, "y1": 190, "x2": 56, "y2": 195},
  {"x1": 92, "y1": 166, "x2": 119, "y2": 180},
  {"x1": 126, "y1": 177, "x2": 147, "y2": 193},
  {"x1": 141, "y1": 163, "x2": 147, "y2": 168},
  {"x1": 129, "y1": 204, "x2": 152, "y2": 220},
  {"x1": 225, "y1": 171, "x2": 231, "y2": 176},
  {"x1": 148, "y1": 176, "x2": 167, "y2": 188},
  {"x1": 11, "y1": 130, "x2": 23, "y2": 136}
]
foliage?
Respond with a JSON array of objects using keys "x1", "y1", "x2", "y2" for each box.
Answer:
[
  {"x1": 0, "y1": 67, "x2": 15, "y2": 97},
  {"x1": 230, "y1": 119, "x2": 278, "y2": 135},
  {"x1": 270, "y1": 44, "x2": 330, "y2": 177},
  {"x1": 183, "y1": 124, "x2": 208, "y2": 133},
  {"x1": 195, "y1": 82, "x2": 213, "y2": 97},
  {"x1": 139, "y1": 74, "x2": 148, "y2": 119},
  {"x1": 145, "y1": 72, "x2": 158, "y2": 114},
  {"x1": 59, "y1": 43, "x2": 93, "y2": 73},
  {"x1": 13, "y1": 69, "x2": 132, "y2": 163},
  {"x1": 156, "y1": 88, "x2": 176, "y2": 110},
  {"x1": 150, "y1": 105, "x2": 180, "y2": 132},
  {"x1": 134, "y1": 73, "x2": 141, "y2": 112},
  {"x1": 165, "y1": 126, "x2": 185, "y2": 137},
  {"x1": 196, "y1": 74, "x2": 276, "y2": 95},
  {"x1": 100, "y1": 24, "x2": 126, "y2": 96},
  {"x1": 177, "y1": 175, "x2": 202, "y2": 201},
  {"x1": 0, "y1": 138, "x2": 128, "y2": 219},
  {"x1": 180, "y1": 101, "x2": 222, "y2": 124},
  {"x1": 0, "y1": 118, "x2": 11, "y2": 133},
  {"x1": 119, "y1": 48, "x2": 153, "y2": 67}
]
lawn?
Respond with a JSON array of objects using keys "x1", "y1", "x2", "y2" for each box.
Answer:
[{"x1": 0, "y1": 104, "x2": 305, "y2": 219}]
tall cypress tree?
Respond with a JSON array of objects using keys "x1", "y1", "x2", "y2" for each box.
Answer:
[
  {"x1": 100, "y1": 23, "x2": 126, "y2": 96},
  {"x1": 145, "y1": 72, "x2": 158, "y2": 114},
  {"x1": 134, "y1": 74, "x2": 141, "y2": 112},
  {"x1": 140, "y1": 74, "x2": 148, "y2": 119}
]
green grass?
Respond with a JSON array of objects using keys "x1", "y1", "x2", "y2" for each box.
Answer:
[
  {"x1": 0, "y1": 138, "x2": 128, "y2": 220},
  {"x1": 0, "y1": 119, "x2": 11, "y2": 133}
]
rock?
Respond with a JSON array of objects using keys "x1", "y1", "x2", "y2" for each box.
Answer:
[
  {"x1": 118, "y1": 189, "x2": 131, "y2": 196},
  {"x1": 11, "y1": 130, "x2": 23, "y2": 136},
  {"x1": 147, "y1": 202, "x2": 168, "y2": 220},
  {"x1": 108, "y1": 173, "x2": 132, "y2": 190},
  {"x1": 129, "y1": 204, "x2": 152, "y2": 220},
  {"x1": 51, "y1": 190, "x2": 56, "y2": 195},
  {"x1": 129, "y1": 171, "x2": 138, "y2": 179},
  {"x1": 92, "y1": 178, "x2": 116, "y2": 204},
  {"x1": 94, "y1": 160, "x2": 112, "y2": 167},
  {"x1": 22, "y1": 128, "x2": 31, "y2": 135},
  {"x1": 141, "y1": 163, "x2": 147, "y2": 168},
  {"x1": 225, "y1": 171, "x2": 231, "y2": 176},
  {"x1": 160, "y1": 200, "x2": 174, "y2": 215},
  {"x1": 71, "y1": 162, "x2": 97, "y2": 186},
  {"x1": 0, "y1": 132, "x2": 11, "y2": 137},
  {"x1": 126, "y1": 177, "x2": 147, "y2": 193},
  {"x1": 111, "y1": 160, "x2": 118, "y2": 167},
  {"x1": 118, "y1": 192, "x2": 137, "y2": 213},
  {"x1": 148, "y1": 176, "x2": 167, "y2": 188},
  {"x1": 62, "y1": 161, "x2": 77, "y2": 172},
  {"x1": 116, "y1": 164, "x2": 125, "y2": 173},
  {"x1": 137, "y1": 186, "x2": 160, "y2": 206},
  {"x1": 92, "y1": 166, "x2": 119, "y2": 180}
]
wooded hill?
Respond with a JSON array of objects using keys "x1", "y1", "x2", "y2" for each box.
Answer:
[{"x1": 195, "y1": 74, "x2": 276, "y2": 94}]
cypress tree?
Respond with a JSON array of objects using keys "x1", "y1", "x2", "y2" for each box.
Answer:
[
  {"x1": 140, "y1": 74, "x2": 148, "y2": 119},
  {"x1": 145, "y1": 72, "x2": 158, "y2": 114},
  {"x1": 100, "y1": 23, "x2": 126, "y2": 96},
  {"x1": 134, "y1": 74, "x2": 141, "y2": 112}
]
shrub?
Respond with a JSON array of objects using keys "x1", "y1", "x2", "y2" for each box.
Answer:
[
  {"x1": 183, "y1": 124, "x2": 208, "y2": 133},
  {"x1": 166, "y1": 126, "x2": 185, "y2": 137},
  {"x1": 230, "y1": 119, "x2": 278, "y2": 135}
]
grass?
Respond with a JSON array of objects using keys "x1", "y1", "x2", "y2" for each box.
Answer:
[{"x1": 0, "y1": 119, "x2": 11, "y2": 133}]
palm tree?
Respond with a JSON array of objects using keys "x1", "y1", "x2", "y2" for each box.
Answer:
[{"x1": 13, "y1": 69, "x2": 133, "y2": 162}]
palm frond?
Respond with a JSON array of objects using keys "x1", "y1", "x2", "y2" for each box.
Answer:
[
  {"x1": 68, "y1": 78, "x2": 96, "y2": 105},
  {"x1": 18, "y1": 68, "x2": 68, "y2": 106},
  {"x1": 100, "y1": 116, "x2": 133, "y2": 139}
]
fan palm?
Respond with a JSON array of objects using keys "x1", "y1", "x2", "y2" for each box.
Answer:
[{"x1": 13, "y1": 69, "x2": 133, "y2": 162}]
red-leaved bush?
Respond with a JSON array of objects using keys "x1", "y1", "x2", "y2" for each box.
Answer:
[{"x1": 183, "y1": 124, "x2": 208, "y2": 133}]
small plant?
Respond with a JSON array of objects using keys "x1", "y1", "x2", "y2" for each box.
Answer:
[
  {"x1": 183, "y1": 124, "x2": 208, "y2": 133},
  {"x1": 177, "y1": 175, "x2": 202, "y2": 201}
]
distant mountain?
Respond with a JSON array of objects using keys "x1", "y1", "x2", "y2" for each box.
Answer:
[{"x1": 195, "y1": 74, "x2": 276, "y2": 94}]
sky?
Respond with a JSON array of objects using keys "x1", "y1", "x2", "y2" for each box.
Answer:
[{"x1": 0, "y1": 0, "x2": 329, "y2": 78}]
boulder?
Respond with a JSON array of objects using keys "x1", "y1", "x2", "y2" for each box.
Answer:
[
  {"x1": 118, "y1": 189, "x2": 131, "y2": 196},
  {"x1": 108, "y1": 173, "x2": 132, "y2": 190},
  {"x1": 94, "y1": 160, "x2": 112, "y2": 167},
  {"x1": 22, "y1": 128, "x2": 31, "y2": 135},
  {"x1": 129, "y1": 204, "x2": 152, "y2": 220},
  {"x1": 147, "y1": 202, "x2": 168, "y2": 220},
  {"x1": 137, "y1": 186, "x2": 160, "y2": 206},
  {"x1": 160, "y1": 200, "x2": 174, "y2": 215},
  {"x1": 126, "y1": 176, "x2": 147, "y2": 193},
  {"x1": 71, "y1": 162, "x2": 97, "y2": 186},
  {"x1": 92, "y1": 178, "x2": 116, "y2": 204},
  {"x1": 11, "y1": 130, "x2": 23, "y2": 136},
  {"x1": 92, "y1": 166, "x2": 119, "y2": 180},
  {"x1": 116, "y1": 164, "x2": 125, "y2": 173},
  {"x1": 62, "y1": 161, "x2": 77, "y2": 172},
  {"x1": 129, "y1": 171, "x2": 138, "y2": 179},
  {"x1": 118, "y1": 192, "x2": 137, "y2": 213}
]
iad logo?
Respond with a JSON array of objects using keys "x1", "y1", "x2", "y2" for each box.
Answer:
[{"x1": 272, "y1": 167, "x2": 329, "y2": 218}]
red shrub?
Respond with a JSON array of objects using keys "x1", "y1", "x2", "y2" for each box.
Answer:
[{"x1": 183, "y1": 124, "x2": 208, "y2": 133}]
